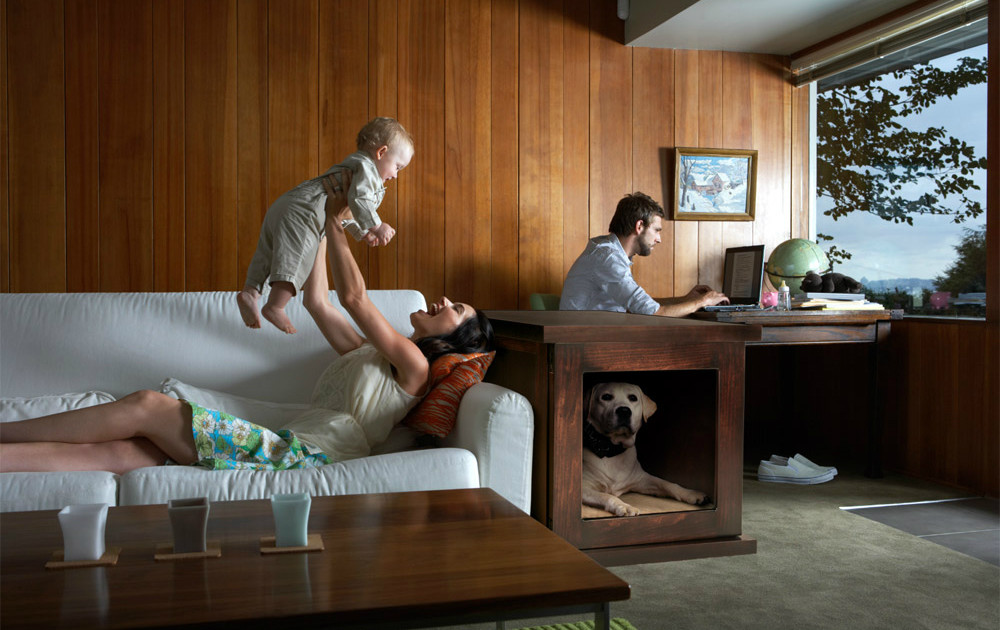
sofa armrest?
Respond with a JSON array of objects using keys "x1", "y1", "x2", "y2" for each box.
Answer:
[{"x1": 442, "y1": 382, "x2": 533, "y2": 514}]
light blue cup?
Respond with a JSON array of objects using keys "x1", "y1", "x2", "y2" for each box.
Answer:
[{"x1": 271, "y1": 493, "x2": 311, "y2": 547}]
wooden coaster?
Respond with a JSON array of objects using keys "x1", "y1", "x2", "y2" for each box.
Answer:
[
  {"x1": 153, "y1": 542, "x2": 223, "y2": 561},
  {"x1": 45, "y1": 547, "x2": 121, "y2": 570},
  {"x1": 259, "y1": 533, "x2": 324, "y2": 554}
]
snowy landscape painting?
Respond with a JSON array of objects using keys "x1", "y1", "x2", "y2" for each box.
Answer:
[{"x1": 673, "y1": 148, "x2": 757, "y2": 221}]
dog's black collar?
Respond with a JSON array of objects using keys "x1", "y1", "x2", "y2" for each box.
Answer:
[{"x1": 583, "y1": 421, "x2": 626, "y2": 458}]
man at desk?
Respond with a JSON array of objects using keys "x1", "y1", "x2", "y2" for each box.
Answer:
[{"x1": 560, "y1": 192, "x2": 730, "y2": 317}]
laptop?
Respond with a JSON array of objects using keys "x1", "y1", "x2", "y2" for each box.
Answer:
[{"x1": 701, "y1": 245, "x2": 765, "y2": 312}]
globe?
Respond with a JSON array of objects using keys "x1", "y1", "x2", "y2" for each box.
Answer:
[{"x1": 765, "y1": 239, "x2": 831, "y2": 294}]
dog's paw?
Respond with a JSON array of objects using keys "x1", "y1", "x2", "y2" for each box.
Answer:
[
  {"x1": 608, "y1": 501, "x2": 641, "y2": 517},
  {"x1": 679, "y1": 489, "x2": 709, "y2": 506}
]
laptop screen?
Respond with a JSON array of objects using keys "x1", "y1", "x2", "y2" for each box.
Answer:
[{"x1": 721, "y1": 245, "x2": 765, "y2": 305}]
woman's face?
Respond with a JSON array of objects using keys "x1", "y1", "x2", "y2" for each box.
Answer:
[{"x1": 411, "y1": 297, "x2": 475, "y2": 338}]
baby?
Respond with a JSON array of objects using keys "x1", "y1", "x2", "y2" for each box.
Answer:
[{"x1": 238, "y1": 117, "x2": 414, "y2": 334}]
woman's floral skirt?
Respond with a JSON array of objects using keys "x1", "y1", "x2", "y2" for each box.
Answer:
[{"x1": 187, "y1": 401, "x2": 331, "y2": 470}]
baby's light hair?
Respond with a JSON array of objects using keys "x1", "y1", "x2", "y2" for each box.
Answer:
[{"x1": 356, "y1": 117, "x2": 414, "y2": 154}]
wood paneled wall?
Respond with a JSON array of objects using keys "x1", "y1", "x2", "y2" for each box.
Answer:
[
  {"x1": 0, "y1": 0, "x2": 808, "y2": 307},
  {"x1": 882, "y1": 319, "x2": 998, "y2": 496}
]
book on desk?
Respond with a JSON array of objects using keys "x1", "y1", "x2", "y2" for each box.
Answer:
[{"x1": 793, "y1": 293, "x2": 884, "y2": 311}]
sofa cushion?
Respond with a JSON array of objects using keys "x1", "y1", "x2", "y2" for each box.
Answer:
[
  {"x1": 118, "y1": 448, "x2": 480, "y2": 506},
  {"x1": 0, "y1": 472, "x2": 118, "y2": 512},
  {"x1": 0, "y1": 391, "x2": 116, "y2": 422},
  {"x1": 402, "y1": 352, "x2": 495, "y2": 438}
]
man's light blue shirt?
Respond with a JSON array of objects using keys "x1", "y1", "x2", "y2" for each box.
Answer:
[{"x1": 559, "y1": 234, "x2": 660, "y2": 315}]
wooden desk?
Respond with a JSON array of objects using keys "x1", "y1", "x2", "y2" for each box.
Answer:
[
  {"x1": 482, "y1": 310, "x2": 761, "y2": 566},
  {"x1": 1, "y1": 490, "x2": 629, "y2": 630},
  {"x1": 690, "y1": 309, "x2": 898, "y2": 476}
]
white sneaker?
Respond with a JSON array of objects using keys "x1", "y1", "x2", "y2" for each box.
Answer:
[
  {"x1": 769, "y1": 454, "x2": 838, "y2": 477},
  {"x1": 758, "y1": 458, "x2": 834, "y2": 484}
]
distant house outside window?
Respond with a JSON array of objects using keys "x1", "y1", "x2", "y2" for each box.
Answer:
[{"x1": 813, "y1": 25, "x2": 988, "y2": 318}]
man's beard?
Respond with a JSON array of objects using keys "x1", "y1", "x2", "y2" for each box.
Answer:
[{"x1": 636, "y1": 240, "x2": 652, "y2": 257}]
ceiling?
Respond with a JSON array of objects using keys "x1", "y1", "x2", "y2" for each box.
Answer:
[{"x1": 624, "y1": 0, "x2": 921, "y2": 55}]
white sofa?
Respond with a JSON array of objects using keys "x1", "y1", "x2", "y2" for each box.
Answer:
[{"x1": 0, "y1": 291, "x2": 533, "y2": 513}]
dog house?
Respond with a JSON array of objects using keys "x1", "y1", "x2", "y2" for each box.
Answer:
[{"x1": 482, "y1": 310, "x2": 759, "y2": 566}]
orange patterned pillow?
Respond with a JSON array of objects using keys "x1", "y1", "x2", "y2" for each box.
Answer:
[{"x1": 402, "y1": 351, "x2": 496, "y2": 437}]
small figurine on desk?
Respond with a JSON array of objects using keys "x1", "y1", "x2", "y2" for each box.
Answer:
[{"x1": 800, "y1": 271, "x2": 863, "y2": 294}]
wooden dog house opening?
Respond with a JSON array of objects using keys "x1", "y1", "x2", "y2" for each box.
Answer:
[{"x1": 581, "y1": 369, "x2": 718, "y2": 519}]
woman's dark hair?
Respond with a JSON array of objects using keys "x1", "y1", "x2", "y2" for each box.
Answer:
[{"x1": 416, "y1": 309, "x2": 495, "y2": 364}]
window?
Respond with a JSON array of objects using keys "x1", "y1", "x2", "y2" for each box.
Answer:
[{"x1": 808, "y1": 9, "x2": 988, "y2": 317}]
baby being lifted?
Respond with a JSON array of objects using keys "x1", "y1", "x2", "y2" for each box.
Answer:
[{"x1": 238, "y1": 117, "x2": 414, "y2": 334}]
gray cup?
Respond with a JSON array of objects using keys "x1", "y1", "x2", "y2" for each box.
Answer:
[{"x1": 168, "y1": 497, "x2": 210, "y2": 553}]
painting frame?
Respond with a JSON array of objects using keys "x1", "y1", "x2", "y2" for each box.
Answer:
[{"x1": 672, "y1": 147, "x2": 757, "y2": 221}]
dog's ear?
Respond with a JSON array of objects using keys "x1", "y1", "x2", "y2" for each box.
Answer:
[
  {"x1": 584, "y1": 385, "x2": 594, "y2": 418},
  {"x1": 641, "y1": 390, "x2": 657, "y2": 421}
]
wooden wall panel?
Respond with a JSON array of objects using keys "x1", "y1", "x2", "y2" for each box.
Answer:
[
  {"x1": 444, "y1": 0, "x2": 491, "y2": 307},
  {"x1": 631, "y1": 48, "x2": 675, "y2": 299},
  {"x1": 672, "y1": 49, "x2": 700, "y2": 293},
  {"x1": 882, "y1": 319, "x2": 994, "y2": 493},
  {"x1": 398, "y1": 0, "x2": 445, "y2": 302},
  {"x1": 236, "y1": 0, "x2": 268, "y2": 291},
  {"x1": 588, "y1": 0, "x2": 630, "y2": 241},
  {"x1": 0, "y1": 0, "x2": 6, "y2": 293},
  {"x1": 367, "y1": 0, "x2": 398, "y2": 290},
  {"x1": 1, "y1": 0, "x2": 816, "y2": 305},
  {"x1": 562, "y1": 0, "x2": 589, "y2": 283},
  {"x1": 720, "y1": 52, "x2": 754, "y2": 276},
  {"x1": 268, "y1": 0, "x2": 318, "y2": 203},
  {"x1": 153, "y1": 0, "x2": 185, "y2": 291},
  {"x1": 66, "y1": 0, "x2": 100, "y2": 292},
  {"x1": 750, "y1": 54, "x2": 790, "y2": 258},
  {"x1": 488, "y1": 0, "x2": 519, "y2": 310},
  {"x1": 185, "y1": 0, "x2": 237, "y2": 291},
  {"x1": 99, "y1": 0, "x2": 152, "y2": 291},
  {"x1": 697, "y1": 50, "x2": 723, "y2": 288},
  {"x1": 318, "y1": 0, "x2": 368, "y2": 285},
  {"x1": 517, "y1": 0, "x2": 563, "y2": 307},
  {"x1": 7, "y1": 0, "x2": 66, "y2": 292},
  {"x1": 0, "y1": 0, "x2": 7, "y2": 293}
]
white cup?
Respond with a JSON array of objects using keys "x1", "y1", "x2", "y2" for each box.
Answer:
[{"x1": 57, "y1": 504, "x2": 109, "y2": 562}]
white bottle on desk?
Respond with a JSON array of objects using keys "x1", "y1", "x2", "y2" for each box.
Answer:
[{"x1": 777, "y1": 281, "x2": 791, "y2": 311}]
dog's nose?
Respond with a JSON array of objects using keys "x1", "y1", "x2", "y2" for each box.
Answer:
[{"x1": 615, "y1": 406, "x2": 632, "y2": 427}]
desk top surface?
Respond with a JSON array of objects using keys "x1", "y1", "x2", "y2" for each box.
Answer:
[
  {"x1": 483, "y1": 309, "x2": 762, "y2": 344},
  {"x1": 689, "y1": 308, "x2": 898, "y2": 326}
]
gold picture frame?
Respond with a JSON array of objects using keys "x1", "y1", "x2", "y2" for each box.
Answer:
[{"x1": 672, "y1": 147, "x2": 757, "y2": 221}]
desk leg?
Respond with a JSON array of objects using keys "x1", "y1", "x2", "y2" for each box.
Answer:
[{"x1": 865, "y1": 321, "x2": 891, "y2": 478}]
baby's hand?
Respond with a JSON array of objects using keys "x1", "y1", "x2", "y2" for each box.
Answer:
[
  {"x1": 368, "y1": 223, "x2": 396, "y2": 246},
  {"x1": 362, "y1": 232, "x2": 379, "y2": 247}
]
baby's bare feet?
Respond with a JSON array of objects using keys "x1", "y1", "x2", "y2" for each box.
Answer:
[
  {"x1": 237, "y1": 290, "x2": 261, "y2": 328},
  {"x1": 262, "y1": 303, "x2": 297, "y2": 334}
]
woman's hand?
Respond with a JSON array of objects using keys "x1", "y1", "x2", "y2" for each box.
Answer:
[{"x1": 321, "y1": 171, "x2": 353, "y2": 226}]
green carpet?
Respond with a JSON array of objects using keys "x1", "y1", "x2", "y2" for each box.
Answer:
[{"x1": 513, "y1": 619, "x2": 635, "y2": 630}]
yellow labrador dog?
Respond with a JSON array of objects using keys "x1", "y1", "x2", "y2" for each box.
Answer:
[{"x1": 582, "y1": 382, "x2": 709, "y2": 516}]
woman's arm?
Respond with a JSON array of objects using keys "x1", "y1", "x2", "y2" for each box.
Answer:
[
  {"x1": 321, "y1": 174, "x2": 429, "y2": 396},
  {"x1": 301, "y1": 238, "x2": 365, "y2": 355}
]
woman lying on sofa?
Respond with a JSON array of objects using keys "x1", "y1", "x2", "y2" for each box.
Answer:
[{"x1": 0, "y1": 172, "x2": 494, "y2": 474}]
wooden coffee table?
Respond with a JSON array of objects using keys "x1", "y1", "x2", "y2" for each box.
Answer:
[{"x1": 1, "y1": 489, "x2": 629, "y2": 629}]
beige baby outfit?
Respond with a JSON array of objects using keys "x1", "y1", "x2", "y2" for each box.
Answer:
[{"x1": 244, "y1": 151, "x2": 386, "y2": 292}]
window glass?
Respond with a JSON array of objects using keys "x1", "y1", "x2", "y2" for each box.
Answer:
[{"x1": 814, "y1": 26, "x2": 988, "y2": 317}]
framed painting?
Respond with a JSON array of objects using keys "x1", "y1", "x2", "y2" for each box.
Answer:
[{"x1": 672, "y1": 148, "x2": 757, "y2": 221}]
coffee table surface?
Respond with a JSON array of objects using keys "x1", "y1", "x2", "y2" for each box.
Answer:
[{"x1": 1, "y1": 488, "x2": 629, "y2": 629}]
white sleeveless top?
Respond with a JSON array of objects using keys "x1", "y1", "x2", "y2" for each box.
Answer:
[{"x1": 282, "y1": 344, "x2": 420, "y2": 461}]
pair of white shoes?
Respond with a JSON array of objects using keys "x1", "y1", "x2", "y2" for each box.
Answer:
[{"x1": 757, "y1": 453, "x2": 838, "y2": 484}]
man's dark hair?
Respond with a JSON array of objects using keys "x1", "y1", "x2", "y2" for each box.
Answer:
[
  {"x1": 607, "y1": 192, "x2": 665, "y2": 237},
  {"x1": 415, "y1": 310, "x2": 495, "y2": 364}
]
